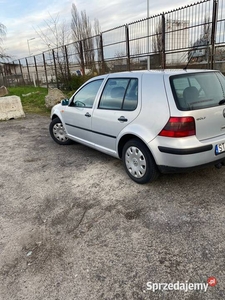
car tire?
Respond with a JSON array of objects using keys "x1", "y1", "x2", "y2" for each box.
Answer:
[
  {"x1": 122, "y1": 139, "x2": 159, "y2": 184},
  {"x1": 49, "y1": 117, "x2": 73, "y2": 145}
]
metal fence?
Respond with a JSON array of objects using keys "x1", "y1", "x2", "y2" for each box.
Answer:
[{"x1": 1, "y1": 0, "x2": 225, "y2": 88}]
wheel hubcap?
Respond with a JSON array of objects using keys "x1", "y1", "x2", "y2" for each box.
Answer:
[
  {"x1": 53, "y1": 123, "x2": 68, "y2": 142},
  {"x1": 125, "y1": 146, "x2": 146, "y2": 178}
]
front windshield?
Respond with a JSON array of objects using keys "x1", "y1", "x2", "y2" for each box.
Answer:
[{"x1": 170, "y1": 71, "x2": 225, "y2": 111}]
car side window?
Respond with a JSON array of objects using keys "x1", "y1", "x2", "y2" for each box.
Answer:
[
  {"x1": 71, "y1": 79, "x2": 103, "y2": 108},
  {"x1": 98, "y1": 78, "x2": 138, "y2": 111}
]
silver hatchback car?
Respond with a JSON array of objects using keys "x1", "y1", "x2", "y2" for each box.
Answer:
[{"x1": 49, "y1": 70, "x2": 225, "y2": 184}]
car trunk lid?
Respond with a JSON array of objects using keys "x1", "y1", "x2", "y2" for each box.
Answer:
[
  {"x1": 168, "y1": 71, "x2": 225, "y2": 140},
  {"x1": 192, "y1": 106, "x2": 225, "y2": 140}
]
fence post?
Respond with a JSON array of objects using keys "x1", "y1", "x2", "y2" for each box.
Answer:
[
  {"x1": 33, "y1": 56, "x2": 39, "y2": 87},
  {"x1": 99, "y1": 34, "x2": 105, "y2": 74},
  {"x1": 12, "y1": 62, "x2": 19, "y2": 85},
  {"x1": 52, "y1": 50, "x2": 59, "y2": 88},
  {"x1": 125, "y1": 25, "x2": 131, "y2": 71},
  {"x1": 0, "y1": 64, "x2": 6, "y2": 86},
  {"x1": 161, "y1": 13, "x2": 166, "y2": 69},
  {"x1": 18, "y1": 60, "x2": 25, "y2": 85},
  {"x1": 64, "y1": 45, "x2": 71, "y2": 80},
  {"x1": 79, "y1": 41, "x2": 85, "y2": 76},
  {"x1": 0, "y1": 65, "x2": 4, "y2": 85},
  {"x1": 211, "y1": 0, "x2": 218, "y2": 69},
  {"x1": 42, "y1": 53, "x2": 49, "y2": 89},
  {"x1": 25, "y1": 58, "x2": 31, "y2": 84}
]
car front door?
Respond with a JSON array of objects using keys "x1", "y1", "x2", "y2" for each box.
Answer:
[{"x1": 62, "y1": 79, "x2": 104, "y2": 145}]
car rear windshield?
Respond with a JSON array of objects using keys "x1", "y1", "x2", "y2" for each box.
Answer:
[{"x1": 170, "y1": 71, "x2": 225, "y2": 111}]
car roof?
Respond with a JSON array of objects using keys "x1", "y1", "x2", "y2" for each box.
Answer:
[
  {"x1": 93, "y1": 69, "x2": 217, "y2": 80},
  {"x1": 113, "y1": 69, "x2": 216, "y2": 75}
]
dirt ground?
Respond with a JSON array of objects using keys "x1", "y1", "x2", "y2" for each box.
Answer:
[{"x1": 0, "y1": 114, "x2": 225, "y2": 300}]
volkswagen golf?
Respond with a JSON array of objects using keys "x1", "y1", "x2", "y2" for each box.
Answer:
[{"x1": 49, "y1": 70, "x2": 225, "y2": 184}]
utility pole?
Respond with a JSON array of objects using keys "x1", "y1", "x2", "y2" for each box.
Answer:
[
  {"x1": 27, "y1": 37, "x2": 35, "y2": 56},
  {"x1": 147, "y1": 0, "x2": 150, "y2": 70}
]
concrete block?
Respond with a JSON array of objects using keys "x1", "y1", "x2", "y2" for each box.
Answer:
[
  {"x1": 0, "y1": 96, "x2": 25, "y2": 121},
  {"x1": 0, "y1": 86, "x2": 8, "y2": 97},
  {"x1": 45, "y1": 88, "x2": 66, "y2": 108}
]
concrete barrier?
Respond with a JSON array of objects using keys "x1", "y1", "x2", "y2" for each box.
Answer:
[
  {"x1": 0, "y1": 86, "x2": 8, "y2": 97},
  {"x1": 0, "y1": 96, "x2": 25, "y2": 120}
]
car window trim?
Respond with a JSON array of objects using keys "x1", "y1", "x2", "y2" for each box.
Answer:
[
  {"x1": 98, "y1": 77, "x2": 138, "y2": 111},
  {"x1": 69, "y1": 78, "x2": 104, "y2": 108}
]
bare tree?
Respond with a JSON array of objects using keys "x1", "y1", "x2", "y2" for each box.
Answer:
[
  {"x1": 0, "y1": 23, "x2": 8, "y2": 60},
  {"x1": 190, "y1": 16, "x2": 211, "y2": 62},
  {"x1": 94, "y1": 18, "x2": 101, "y2": 63},
  {"x1": 0, "y1": 23, "x2": 6, "y2": 42},
  {"x1": 35, "y1": 13, "x2": 71, "y2": 50},
  {"x1": 35, "y1": 13, "x2": 71, "y2": 83},
  {"x1": 153, "y1": 22, "x2": 163, "y2": 53},
  {"x1": 71, "y1": 3, "x2": 100, "y2": 73}
]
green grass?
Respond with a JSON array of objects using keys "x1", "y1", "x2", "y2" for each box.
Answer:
[
  {"x1": 6, "y1": 76, "x2": 94, "y2": 116},
  {"x1": 7, "y1": 86, "x2": 51, "y2": 116}
]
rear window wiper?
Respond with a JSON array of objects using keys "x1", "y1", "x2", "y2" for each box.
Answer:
[{"x1": 219, "y1": 99, "x2": 225, "y2": 105}]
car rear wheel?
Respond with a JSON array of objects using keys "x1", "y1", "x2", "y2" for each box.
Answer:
[
  {"x1": 49, "y1": 117, "x2": 73, "y2": 145},
  {"x1": 122, "y1": 139, "x2": 159, "y2": 184}
]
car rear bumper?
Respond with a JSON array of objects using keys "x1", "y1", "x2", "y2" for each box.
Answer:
[
  {"x1": 158, "y1": 157, "x2": 225, "y2": 174},
  {"x1": 158, "y1": 144, "x2": 213, "y2": 155},
  {"x1": 149, "y1": 135, "x2": 225, "y2": 170}
]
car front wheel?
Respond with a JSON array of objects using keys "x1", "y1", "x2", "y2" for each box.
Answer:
[
  {"x1": 122, "y1": 139, "x2": 159, "y2": 184},
  {"x1": 49, "y1": 117, "x2": 72, "y2": 145}
]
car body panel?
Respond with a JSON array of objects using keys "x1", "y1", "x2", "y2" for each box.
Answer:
[
  {"x1": 63, "y1": 106, "x2": 93, "y2": 143},
  {"x1": 91, "y1": 109, "x2": 139, "y2": 155},
  {"x1": 149, "y1": 133, "x2": 225, "y2": 169},
  {"x1": 164, "y1": 70, "x2": 225, "y2": 140},
  {"x1": 91, "y1": 73, "x2": 142, "y2": 154},
  {"x1": 194, "y1": 106, "x2": 225, "y2": 141}
]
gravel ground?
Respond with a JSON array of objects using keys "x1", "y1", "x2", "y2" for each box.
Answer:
[{"x1": 0, "y1": 114, "x2": 225, "y2": 300}]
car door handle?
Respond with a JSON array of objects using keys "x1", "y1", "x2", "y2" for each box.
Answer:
[
  {"x1": 118, "y1": 116, "x2": 128, "y2": 122},
  {"x1": 85, "y1": 112, "x2": 91, "y2": 117}
]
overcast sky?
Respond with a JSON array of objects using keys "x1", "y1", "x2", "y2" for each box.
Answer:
[{"x1": 0, "y1": 0, "x2": 195, "y2": 59}]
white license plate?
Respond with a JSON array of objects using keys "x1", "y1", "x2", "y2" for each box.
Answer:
[{"x1": 215, "y1": 142, "x2": 225, "y2": 155}]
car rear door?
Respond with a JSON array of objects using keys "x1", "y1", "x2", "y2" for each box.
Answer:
[{"x1": 91, "y1": 76, "x2": 141, "y2": 154}]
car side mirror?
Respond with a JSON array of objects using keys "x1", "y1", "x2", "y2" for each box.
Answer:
[{"x1": 61, "y1": 99, "x2": 69, "y2": 106}]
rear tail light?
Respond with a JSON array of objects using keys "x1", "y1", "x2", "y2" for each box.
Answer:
[{"x1": 159, "y1": 117, "x2": 196, "y2": 138}]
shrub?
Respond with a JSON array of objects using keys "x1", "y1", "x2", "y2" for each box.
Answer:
[{"x1": 60, "y1": 74, "x2": 93, "y2": 91}]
